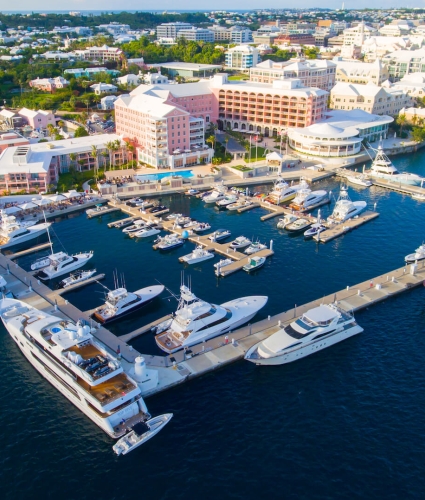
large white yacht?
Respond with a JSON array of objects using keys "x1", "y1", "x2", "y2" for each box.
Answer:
[
  {"x1": 328, "y1": 187, "x2": 367, "y2": 223},
  {"x1": 405, "y1": 244, "x2": 425, "y2": 264},
  {"x1": 368, "y1": 146, "x2": 423, "y2": 186},
  {"x1": 155, "y1": 285, "x2": 268, "y2": 353},
  {"x1": 266, "y1": 177, "x2": 301, "y2": 205},
  {"x1": 0, "y1": 212, "x2": 51, "y2": 249},
  {"x1": 33, "y1": 250, "x2": 94, "y2": 280},
  {"x1": 245, "y1": 303, "x2": 363, "y2": 365},
  {"x1": 288, "y1": 179, "x2": 328, "y2": 211},
  {"x1": 0, "y1": 298, "x2": 151, "y2": 438},
  {"x1": 93, "y1": 284, "x2": 164, "y2": 324},
  {"x1": 203, "y1": 185, "x2": 228, "y2": 203}
]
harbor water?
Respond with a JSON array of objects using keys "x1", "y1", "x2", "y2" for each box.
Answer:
[{"x1": 2, "y1": 150, "x2": 425, "y2": 499}]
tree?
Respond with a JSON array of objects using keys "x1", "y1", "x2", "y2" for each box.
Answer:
[
  {"x1": 396, "y1": 114, "x2": 407, "y2": 137},
  {"x1": 74, "y1": 126, "x2": 89, "y2": 138},
  {"x1": 69, "y1": 153, "x2": 77, "y2": 172},
  {"x1": 46, "y1": 123, "x2": 56, "y2": 138},
  {"x1": 206, "y1": 135, "x2": 216, "y2": 150},
  {"x1": 412, "y1": 126, "x2": 425, "y2": 143},
  {"x1": 105, "y1": 140, "x2": 115, "y2": 169},
  {"x1": 91, "y1": 145, "x2": 99, "y2": 178}
]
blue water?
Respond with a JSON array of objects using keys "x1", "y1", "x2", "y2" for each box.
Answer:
[
  {"x1": 135, "y1": 170, "x2": 194, "y2": 182},
  {"x1": 2, "y1": 150, "x2": 425, "y2": 499}
]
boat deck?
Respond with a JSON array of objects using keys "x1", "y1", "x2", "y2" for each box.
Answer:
[{"x1": 77, "y1": 372, "x2": 136, "y2": 405}]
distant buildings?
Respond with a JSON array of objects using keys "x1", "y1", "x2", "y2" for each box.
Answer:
[
  {"x1": 156, "y1": 22, "x2": 193, "y2": 40},
  {"x1": 177, "y1": 28, "x2": 215, "y2": 43},
  {"x1": 100, "y1": 95, "x2": 119, "y2": 110},
  {"x1": 73, "y1": 45, "x2": 123, "y2": 63},
  {"x1": 334, "y1": 59, "x2": 389, "y2": 85},
  {"x1": 90, "y1": 83, "x2": 118, "y2": 95},
  {"x1": 64, "y1": 68, "x2": 121, "y2": 79},
  {"x1": 29, "y1": 76, "x2": 69, "y2": 93},
  {"x1": 225, "y1": 45, "x2": 259, "y2": 70},
  {"x1": 382, "y1": 48, "x2": 425, "y2": 80}
]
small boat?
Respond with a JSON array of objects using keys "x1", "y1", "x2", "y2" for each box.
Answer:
[
  {"x1": 57, "y1": 269, "x2": 97, "y2": 289},
  {"x1": 113, "y1": 414, "x2": 173, "y2": 456},
  {"x1": 229, "y1": 236, "x2": 251, "y2": 249},
  {"x1": 285, "y1": 218, "x2": 312, "y2": 233},
  {"x1": 149, "y1": 205, "x2": 168, "y2": 214},
  {"x1": 304, "y1": 223, "x2": 327, "y2": 239},
  {"x1": 243, "y1": 256, "x2": 266, "y2": 273},
  {"x1": 179, "y1": 245, "x2": 214, "y2": 264},
  {"x1": 193, "y1": 222, "x2": 211, "y2": 233},
  {"x1": 166, "y1": 213, "x2": 183, "y2": 221},
  {"x1": 214, "y1": 258, "x2": 233, "y2": 271},
  {"x1": 244, "y1": 242, "x2": 267, "y2": 255},
  {"x1": 216, "y1": 194, "x2": 238, "y2": 209},
  {"x1": 114, "y1": 218, "x2": 139, "y2": 229},
  {"x1": 203, "y1": 186, "x2": 227, "y2": 204},
  {"x1": 208, "y1": 229, "x2": 231, "y2": 242},
  {"x1": 86, "y1": 204, "x2": 109, "y2": 216},
  {"x1": 154, "y1": 234, "x2": 184, "y2": 251},
  {"x1": 226, "y1": 199, "x2": 253, "y2": 211},
  {"x1": 405, "y1": 244, "x2": 425, "y2": 263},
  {"x1": 412, "y1": 193, "x2": 425, "y2": 201},
  {"x1": 346, "y1": 174, "x2": 372, "y2": 187},
  {"x1": 277, "y1": 214, "x2": 298, "y2": 229},
  {"x1": 133, "y1": 227, "x2": 161, "y2": 238},
  {"x1": 185, "y1": 189, "x2": 200, "y2": 196},
  {"x1": 183, "y1": 220, "x2": 197, "y2": 229},
  {"x1": 123, "y1": 220, "x2": 146, "y2": 234},
  {"x1": 34, "y1": 251, "x2": 94, "y2": 280}
]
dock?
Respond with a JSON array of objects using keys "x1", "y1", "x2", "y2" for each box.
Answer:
[
  {"x1": 313, "y1": 211, "x2": 379, "y2": 243},
  {"x1": 215, "y1": 248, "x2": 274, "y2": 276},
  {"x1": 370, "y1": 179, "x2": 425, "y2": 196},
  {"x1": 86, "y1": 206, "x2": 120, "y2": 218},
  {"x1": 56, "y1": 273, "x2": 106, "y2": 295},
  {"x1": 237, "y1": 202, "x2": 260, "y2": 213},
  {"x1": 107, "y1": 216, "x2": 135, "y2": 228},
  {"x1": 119, "y1": 314, "x2": 173, "y2": 343},
  {"x1": 7, "y1": 242, "x2": 51, "y2": 259}
]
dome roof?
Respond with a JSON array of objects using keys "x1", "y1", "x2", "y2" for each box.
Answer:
[{"x1": 307, "y1": 123, "x2": 345, "y2": 136}]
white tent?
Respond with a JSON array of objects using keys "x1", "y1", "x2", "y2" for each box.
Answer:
[
  {"x1": 33, "y1": 198, "x2": 54, "y2": 206},
  {"x1": 4, "y1": 206, "x2": 22, "y2": 214},
  {"x1": 18, "y1": 202, "x2": 38, "y2": 210},
  {"x1": 266, "y1": 151, "x2": 283, "y2": 161},
  {"x1": 62, "y1": 190, "x2": 82, "y2": 199},
  {"x1": 48, "y1": 194, "x2": 66, "y2": 202}
]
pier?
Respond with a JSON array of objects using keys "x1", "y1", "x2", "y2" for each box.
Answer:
[
  {"x1": 55, "y1": 273, "x2": 106, "y2": 294},
  {"x1": 313, "y1": 211, "x2": 380, "y2": 243},
  {"x1": 86, "y1": 206, "x2": 120, "y2": 218}
]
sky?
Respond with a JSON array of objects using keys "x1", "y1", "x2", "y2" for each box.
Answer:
[{"x1": 3, "y1": 0, "x2": 425, "y2": 12}]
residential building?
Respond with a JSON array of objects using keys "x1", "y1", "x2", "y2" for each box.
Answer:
[
  {"x1": 29, "y1": 76, "x2": 69, "y2": 93},
  {"x1": 116, "y1": 74, "x2": 141, "y2": 87},
  {"x1": 97, "y1": 23, "x2": 131, "y2": 35},
  {"x1": 253, "y1": 34, "x2": 279, "y2": 45},
  {"x1": 18, "y1": 108, "x2": 56, "y2": 130},
  {"x1": 274, "y1": 33, "x2": 316, "y2": 46},
  {"x1": 249, "y1": 58, "x2": 336, "y2": 91},
  {"x1": 288, "y1": 109, "x2": 393, "y2": 157},
  {"x1": 177, "y1": 28, "x2": 215, "y2": 43},
  {"x1": 330, "y1": 82, "x2": 414, "y2": 116},
  {"x1": 0, "y1": 132, "x2": 29, "y2": 154},
  {"x1": 142, "y1": 71, "x2": 169, "y2": 85},
  {"x1": 100, "y1": 95, "x2": 119, "y2": 110},
  {"x1": 343, "y1": 21, "x2": 378, "y2": 46},
  {"x1": 0, "y1": 109, "x2": 23, "y2": 129},
  {"x1": 146, "y1": 62, "x2": 221, "y2": 79},
  {"x1": 398, "y1": 106, "x2": 425, "y2": 124},
  {"x1": 389, "y1": 72, "x2": 425, "y2": 99},
  {"x1": 225, "y1": 45, "x2": 259, "y2": 70},
  {"x1": 334, "y1": 59, "x2": 389, "y2": 85},
  {"x1": 379, "y1": 24, "x2": 410, "y2": 37},
  {"x1": 73, "y1": 45, "x2": 123, "y2": 63},
  {"x1": 90, "y1": 83, "x2": 118, "y2": 95},
  {"x1": 156, "y1": 22, "x2": 193, "y2": 40},
  {"x1": 382, "y1": 48, "x2": 425, "y2": 80},
  {"x1": 42, "y1": 50, "x2": 74, "y2": 61},
  {"x1": 64, "y1": 68, "x2": 121, "y2": 79}
]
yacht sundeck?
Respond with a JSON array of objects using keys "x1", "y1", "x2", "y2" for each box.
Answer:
[
  {"x1": 277, "y1": 213, "x2": 298, "y2": 229},
  {"x1": 245, "y1": 303, "x2": 363, "y2": 365}
]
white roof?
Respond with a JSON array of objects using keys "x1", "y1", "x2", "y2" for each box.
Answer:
[
  {"x1": 149, "y1": 62, "x2": 221, "y2": 70},
  {"x1": 331, "y1": 82, "x2": 385, "y2": 97},
  {"x1": 304, "y1": 305, "x2": 338, "y2": 324},
  {"x1": 0, "y1": 109, "x2": 16, "y2": 119}
]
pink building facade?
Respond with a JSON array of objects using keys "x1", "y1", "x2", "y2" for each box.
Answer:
[{"x1": 18, "y1": 108, "x2": 56, "y2": 130}]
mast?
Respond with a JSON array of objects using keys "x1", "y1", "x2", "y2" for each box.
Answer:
[{"x1": 43, "y1": 210, "x2": 53, "y2": 255}]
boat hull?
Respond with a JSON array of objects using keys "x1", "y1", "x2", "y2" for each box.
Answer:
[
  {"x1": 369, "y1": 173, "x2": 422, "y2": 186},
  {"x1": 0, "y1": 223, "x2": 50, "y2": 249},
  {"x1": 36, "y1": 253, "x2": 94, "y2": 281}
]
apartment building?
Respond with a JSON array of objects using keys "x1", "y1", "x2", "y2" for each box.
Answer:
[
  {"x1": 382, "y1": 48, "x2": 425, "y2": 80},
  {"x1": 274, "y1": 33, "x2": 316, "y2": 46},
  {"x1": 225, "y1": 45, "x2": 259, "y2": 69},
  {"x1": 250, "y1": 58, "x2": 336, "y2": 91},
  {"x1": 177, "y1": 28, "x2": 215, "y2": 43},
  {"x1": 330, "y1": 82, "x2": 414, "y2": 116},
  {"x1": 156, "y1": 22, "x2": 193, "y2": 40},
  {"x1": 343, "y1": 22, "x2": 378, "y2": 46},
  {"x1": 335, "y1": 59, "x2": 389, "y2": 85},
  {"x1": 73, "y1": 45, "x2": 123, "y2": 63}
]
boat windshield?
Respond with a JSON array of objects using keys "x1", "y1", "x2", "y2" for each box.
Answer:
[{"x1": 284, "y1": 322, "x2": 314, "y2": 339}]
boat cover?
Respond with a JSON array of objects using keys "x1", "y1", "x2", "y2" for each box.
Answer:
[{"x1": 132, "y1": 421, "x2": 150, "y2": 436}]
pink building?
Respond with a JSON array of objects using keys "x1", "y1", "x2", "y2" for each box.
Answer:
[
  {"x1": 29, "y1": 76, "x2": 69, "y2": 93},
  {"x1": 0, "y1": 132, "x2": 29, "y2": 154},
  {"x1": 18, "y1": 108, "x2": 56, "y2": 130}
]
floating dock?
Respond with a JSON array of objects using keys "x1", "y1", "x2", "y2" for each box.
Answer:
[
  {"x1": 56, "y1": 273, "x2": 106, "y2": 295},
  {"x1": 7, "y1": 242, "x2": 51, "y2": 259},
  {"x1": 107, "y1": 216, "x2": 135, "y2": 228},
  {"x1": 313, "y1": 211, "x2": 379, "y2": 243},
  {"x1": 370, "y1": 179, "x2": 425, "y2": 196},
  {"x1": 86, "y1": 206, "x2": 120, "y2": 218}
]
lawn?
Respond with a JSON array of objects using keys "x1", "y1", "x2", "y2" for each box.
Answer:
[
  {"x1": 245, "y1": 146, "x2": 267, "y2": 162},
  {"x1": 227, "y1": 74, "x2": 249, "y2": 81},
  {"x1": 57, "y1": 168, "x2": 98, "y2": 193},
  {"x1": 231, "y1": 165, "x2": 253, "y2": 172}
]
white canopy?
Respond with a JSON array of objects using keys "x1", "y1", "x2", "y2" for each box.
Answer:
[
  {"x1": 18, "y1": 202, "x2": 38, "y2": 210},
  {"x1": 62, "y1": 190, "x2": 82, "y2": 199},
  {"x1": 266, "y1": 151, "x2": 283, "y2": 161},
  {"x1": 48, "y1": 194, "x2": 66, "y2": 202},
  {"x1": 4, "y1": 206, "x2": 22, "y2": 214},
  {"x1": 33, "y1": 198, "x2": 54, "y2": 206}
]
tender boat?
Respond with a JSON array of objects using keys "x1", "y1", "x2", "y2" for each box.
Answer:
[
  {"x1": 155, "y1": 284, "x2": 268, "y2": 353},
  {"x1": 149, "y1": 205, "x2": 168, "y2": 214},
  {"x1": 0, "y1": 212, "x2": 51, "y2": 249},
  {"x1": 214, "y1": 258, "x2": 233, "y2": 276},
  {"x1": 123, "y1": 220, "x2": 146, "y2": 234},
  {"x1": 0, "y1": 298, "x2": 151, "y2": 438},
  {"x1": 216, "y1": 194, "x2": 238, "y2": 208},
  {"x1": 346, "y1": 174, "x2": 372, "y2": 187},
  {"x1": 245, "y1": 303, "x2": 363, "y2": 366},
  {"x1": 93, "y1": 284, "x2": 164, "y2": 324},
  {"x1": 405, "y1": 244, "x2": 425, "y2": 263},
  {"x1": 229, "y1": 236, "x2": 251, "y2": 249},
  {"x1": 368, "y1": 146, "x2": 424, "y2": 186},
  {"x1": 208, "y1": 229, "x2": 231, "y2": 242},
  {"x1": 327, "y1": 187, "x2": 366, "y2": 224},
  {"x1": 185, "y1": 189, "x2": 200, "y2": 196},
  {"x1": 304, "y1": 223, "x2": 326, "y2": 239},
  {"x1": 193, "y1": 222, "x2": 211, "y2": 233},
  {"x1": 113, "y1": 414, "x2": 173, "y2": 456},
  {"x1": 166, "y1": 213, "x2": 183, "y2": 221},
  {"x1": 113, "y1": 218, "x2": 139, "y2": 229},
  {"x1": 226, "y1": 199, "x2": 253, "y2": 211},
  {"x1": 154, "y1": 234, "x2": 184, "y2": 251},
  {"x1": 243, "y1": 256, "x2": 266, "y2": 273},
  {"x1": 285, "y1": 218, "x2": 312, "y2": 233},
  {"x1": 277, "y1": 213, "x2": 298, "y2": 229},
  {"x1": 245, "y1": 242, "x2": 267, "y2": 254},
  {"x1": 179, "y1": 245, "x2": 214, "y2": 264},
  {"x1": 57, "y1": 269, "x2": 97, "y2": 289}
]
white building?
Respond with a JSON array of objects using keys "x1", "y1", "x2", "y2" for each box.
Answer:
[
  {"x1": 73, "y1": 45, "x2": 123, "y2": 63},
  {"x1": 334, "y1": 59, "x2": 389, "y2": 86},
  {"x1": 116, "y1": 74, "x2": 141, "y2": 87},
  {"x1": 288, "y1": 109, "x2": 393, "y2": 157},
  {"x1": 382, "y1": 48, "x2": 425, "y2": 80},
  {"x1": 177, "y1": 28, "x2": 215, "y2": 43},
  {"x1": 100, "y1": 95, "x2": 119, "y2": 110},
  {"x1": 387, "y1": 72, "x2": 425, "y2": 99},
  {"x1": 343, "y1": 22, "x2": 379, "y2": 46},
  {"x1": 90, "y1": 83, "x2": 118, "y2": 95},
  {"x1": 156, "y1": 22, "x2": 193, "y2": 40},
  {"x1": 225, "y1": 45, "x2": 259, "y2": 70}
]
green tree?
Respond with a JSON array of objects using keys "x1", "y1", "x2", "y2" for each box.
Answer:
[
  {"x1": 74, "y1": 126, "x2": 89, "y2": 138},
  {"x1": 396, "y1": 114, "x2": 407, "y2": 137}
]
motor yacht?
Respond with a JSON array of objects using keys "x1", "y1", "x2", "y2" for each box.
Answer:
[
  {"x1": 405, "y1": 244, "x2": 425, "y2": 263},
  {"x1": 328, "y1": 187, "x2": 366, "y2": 224},
  {"x1": 245, "y1": 303, "x2": 363, "y2": 365},
  {"x1": 208, "y1": 229, "x2": 231, "y2": 242},
  {"x1": 133, "y1": 227, "x2": 161, "y2": 238},
  {"x1": 285, "y1": 218, "x2": 312, "y2": 233},
  {"x1": 203, "y1": 186, "x2": 227, "y2": 204},
  {"x1": 346, "y1": 174, "x2": 372, "y2": 187},
  {"x1": 114, "y1": 218, "x2": 140, "y2": 230},
  {"x1": 0, "y1": 212, "x2": 51, "y2": 249},
  {"x1": 33, "y1": 250, "x2": 94, "y2": 280},
  {"x1": 368, "y1": 146, "x2": 424, "y2": 186},
  {"x1": 216, "y1": 194, "x2": 238, "y2": 209},
  {"x1": 243, "y1": 256, "x2": 266, "y2": 273},
  {"x1": 179, "y1": 245, "x2": 214, "y2": 265},
  {"x1": 288, "y1": 178, "x2": 329, "y2": 212},
  {"x1": 245, "y1": 242, "x2": 267, "y2": 255},
  {"x1": 123, "y1": 220, "x2": 146, "y2": 234},
  {"x1": 226, "y1": 199, "x2": 253, "y2": 211},
  {"x1": 155, "y1": 285, "x2": 268, "y2": 353},
  {"x1": 166, "y1": 213, "x2": 183, "y2": 221},
  {"x1": 277, "y1": 213, "x2": 298, "y2": 229},
  {"x1": 154, "y1": 234, "x2": 184, "y2": 251},
  {"x1": 266, "y1": 178, "x2": 301, "y2": 205},
  {"x1": 93, "y1": 284, "x2": 164, "y2": 324},
  {"x1": 230, "y1": 236, "x2": 251, "y2": 249},
  {"x1": 193, "y1": 222, "x2": 211, "y2": 233},
  {"x1": 57, "y1": 269, "x2": 97, "y2": 289},
  {"x1": 0, "y1": 298, "x2": 151, "y2": 438}
]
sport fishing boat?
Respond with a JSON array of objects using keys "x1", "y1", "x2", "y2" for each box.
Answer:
[
  {"x1": 203, "y1": 185, "x2": 227, "y2": 204},
  {"x1": 368, "y1": 146, "x2": 424, "y2": 186},
  {"x1": 208, "y1": 229, "x2": 231, "y2": 242},
  {"x1": 0, "y1": 212, "x2": 51, "y2": 249},
  {"x1": 327, "y1": 187, "x2": 366, "y2": 224},
  {"x1": 288, "y1": 178, "x2": 329, "y2": 212},
  {"x1": 32, "y1": 249, "x2": 93, "y2": 280},
  {"x1": 226, "y1": 199, "x2": 253, "y2": 211},
  {"x1": 243, "y1": 256, "x2": 266, "y2": 273},
  {"x1": 214, "y1": 258, "x2": 233, "y2": 276},
  {"x1": 0, "y1": 298, "x2": 151, "y2": 438},
  {"x1": 92, "y1": 282, "x2": 164, "y2": 324},
  {"x1": 244, "y1": 242, "x2": 267, "y2": 255},
  {"x1": 57, "y1": 269, "x2": 97, "y2": 289},
  {"x1": 155, "y1": 284, "x2": 268, "y2": 353},
  {"x1": 346, "y1": 173, "x2": 372, "y2": 187},
  {"x1": 154, "y1": 233, "x2": 184, "y2": 251},
  {"x1": 123, "y1": 220, "x2": 146, "y2": 234},
  {"x1": 266, "y1": 177, "x2": 301, "y2": 205},
  {"x1": 132, "y1": 226, "x2": 161, "y2": 238},
  {"x1": 179, "y1": 245, "x2": 214, "y2": 265},
  {"x1": 277, "y1": 213, "x2": 298, "y2": 229},
  {"x1": 405, "y1": 243, "x2": 425, "y2": 264},
  {"x1": 245, "y1": 303, "x2": 363, "y2": 366}
]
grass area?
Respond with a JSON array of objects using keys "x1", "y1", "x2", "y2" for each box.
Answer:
[
  {"x1": 57, "y1": 168, "x2": 97, "y2": 193},
  {"x1": 245, "y1": 146, "x2": 267, "y2": 162},
  {"x1": 231, "y1": 165, "x2": 253, "y2": 172},
  {"x1": 227, "y1": 74, "x2": 249, "y2": 81}
]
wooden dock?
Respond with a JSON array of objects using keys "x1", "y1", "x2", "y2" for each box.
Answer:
[
  {"x1": 107, "y1": 216, "x2": 134, "y2": 228},
  {"x1": 313, "y1": 211, "x2": 379, "y2": 243},
  {"x1": 87, "y1": 207, "x2": 120, "y2": 218},
  {"x1": 56, "y1": 273, "x2": 106, "y2": 295},
  {"x1": 120, "y1": 314, "x2": 173, "y2": 343},
  {"x1": 370, "y1": 179, "x2": 425, "y2": 196},
  {"x1": 237, "y1": 202, "x2": 260, "y2": 213},
  {"x1": 216, "y1": 248, "x2": 274, "y2": 276},
  {"x1": 7, "y1": 242, "x2": 51, "y2": 259}
]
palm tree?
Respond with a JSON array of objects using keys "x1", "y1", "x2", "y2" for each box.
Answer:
[
  {"x1": 206, "y1": 135, "x2": 215, "y2": 150},
  {"x1": 105, "y1": 141, "x2": 115, "y2": 170},
  {"x1": 396, "y1": 114, "x2": 407, "y2": 138},
  {"x1": 46, "y1": 123, "x2": 56, "y2": 138},
  {"x1": 69, "y1": 153, "x2": 77, "y2": 172},
  {"x1": 91, "y1": 145, "x2": 98, "y2": 179},
  {"x1": 224, "y1": 137, "x2": 229, "y2": 155}
]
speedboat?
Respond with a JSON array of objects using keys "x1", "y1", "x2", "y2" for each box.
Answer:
[
  {"x1": 243, "y1": 256, "x2": 266, "y2": 273},
  {"x1": 193, "y1": 222, "x2": 211, "y2": 233},
  {"x1": 244, "y1": 242, "x2": 267, "y2": 255},
  {"x1": 208, "y1": 229, "x2": 231, "y2": 242},
  {"x1": 155, "y1": 284, "x2": 268, "y2": 353},
  {"x1": 133, "y1": 227, "x2": 161, "y2": 238},
  {"x1": 0, "y1": 212, "x2": 51, "y2": 249},
  {"x1": 203, "y1": 186, "x2": 227, "y2": 204},
  {"x1": 277, "y1": 213, "x2": 298, "y2": 229},
  {"x1": 166, "y1": 213, "x2": 183, "y2": 221},
  {"x1": 346, "y1": 174, "x2": 372, "y2": 187},
  {"x1": 86, "y1": 204, "x2": 110, "y2": 216},
  {"x1": 57, "y1": 269, "x2": 97, "y2": 289},
  {"x1": 285, "y1": 218, "x2": 312, "y2": 233},
  {"x1": 405, "y1": 244, "x2": 425, "y2": 263},
  {"x1": 229, "y1": 236, "x2": 251, "y2": 249},
  {"x1": 185, "y1": 189, "x2": 200, "y2": 196},
  {"x1": 327, "y1": 187, "x2": 366, "y2": 224},
  {"x1": 149, "y1": 205, "x2": 168, "y2": 215},
  {"x1": 154, "y1": 234, "x2": 184, "y2": 251},
  {"x1": 226, "y1": 199, "x2": 253, "y2": 211},
  {"x1": 368, "y1": 146, "x2": 424, "y2": 186},
  {"x1": 113, "y1": 414, "x2": 173, "y2": 456},
  {"x1": 245, "y1": 303, "x2": 363, "y2": 366},
  {"x1": 304, "y1": 223, "x2": 326, "y2": 239},
  {"x1": 288, "y1": 178, "x2": 329, "y2": 212},
  {"x1": 179, "y1": 245, "x2": 214, "y2": 264},
  {"x1": 93, "y1": 284, "x2": 164, "y2": 324},
  {"x1": 216, "y1": 194, "x2": 238, "y2": 209},
  {"x1": 214, "y1": 258, "x2": 233, "y2": 276},
  {"x1": 123, "y1": 220, "x2": 146, "y2": 234},
  {"x1": 0, "y1": 298, "x2": 151, "y2": 438},
  {"x1": 33, "y1": 250, "x2": 94, "y2": 280},
  {"x1": 114, "y1": 218, "x2": 140, "y2": 229}
]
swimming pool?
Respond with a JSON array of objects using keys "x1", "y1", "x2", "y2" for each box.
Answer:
[{"x1": 135, "y1": 170, "x2": 194, "y2": 182}]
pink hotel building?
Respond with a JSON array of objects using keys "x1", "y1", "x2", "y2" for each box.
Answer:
[{"x1": 115, "y1": 74, "x2": 328, "y2": 168}]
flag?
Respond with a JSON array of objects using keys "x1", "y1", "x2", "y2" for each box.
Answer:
[{"x1": 254, "y1": 135, "x2": 258, "y2": 141}]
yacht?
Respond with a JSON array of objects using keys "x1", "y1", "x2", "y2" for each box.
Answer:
[
  {"x1": 93, "y1": 284, "x2": 164, "y2": 324},
  {"x1": 0, "y1": 212, "x2": 51, "y2": 249},
  {"x1": 328, "y1": 187, "x2": 366, "y2": 224},
  {"x1": 368, "y1": 146, "x2": 424, "y2": 186},
  {"x1": 229, "y1": 236, "x2": 251, "y2": 249},
  {"x1": 405, "y1": 244, "x2": 425, "y2": 264},
  {"x1": 216, "y1": 194, "x2": 238, "y2": 209},
  {"x1": 304, "y1": 223, "x2": 326, "y2": 239},
  {"x1": 203, "y1": 185, "x2": 227, "y2": 204},
  {"x1": 208, "y1": 229, "x2": 231, "y2": 242},
  {"x1": 285, "y1": 218, "x2": 312, "y2": 233},
  {"x1": 288, "y1": 179, "x2": 329, "y2": 212},
  {"x1": 132, "y1": 227, "x2": 161, "y2": 238},
  {"x1": 32, "y1": 247, "x2": 94, "y2": 280},
  {"x1": 123, "y1": 220, "x2": 146, "y2": 234},
  {"x1": 243, "y1": 256, "x2": 266, "y2": 273},
  {"x1": 149, "y1": 205, "x2": 168, "y2": 215},
  {"x1": 214, "y1": 258, "x2": 233, "y2": 276},
  {"x1": 266, "y1": 178, "x2": 301, "y2": 205},
  {"x1": 277, "y1": 213, "x2": 298, "y2": 229},
  {"x1": 245, "y1": 303, "x2": 363, "y2": 365},
  {"x1": 179, "y1": 245, "x2": 214, "y2": 265},
  {"x1": 193, "y1": 222, "x2": 211, "y2": 233},
  {"x1": 155, "y1": 285, "x2": 268, "y2": 353},
  {"x1": 0, "y1": 298, "x2": 151, "y2": 438},
  {"x1": 346, "y1": 174, "x2": 372, "y2": 187},
  {"x1": 245, "y1": 242, "x2": 267, "y2": 255},
  {"x1": 57, "y1": 269, "x2": 97, "y2": 289},
  {"x1": 154, "y1": 234, "x2": 184, "y2": 251}
]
